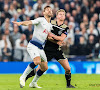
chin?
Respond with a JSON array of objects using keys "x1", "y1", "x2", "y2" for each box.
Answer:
[
  {"x1": 60, "y1": 19, "x2": 64, "y2": 21},
  {"x1": 48, "y1": 15, "x2": 52, "y2": 17}
]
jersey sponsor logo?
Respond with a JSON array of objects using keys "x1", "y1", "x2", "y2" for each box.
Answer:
[{"x1": 43, "y1": 29, "x2": 48, "y2": 34}]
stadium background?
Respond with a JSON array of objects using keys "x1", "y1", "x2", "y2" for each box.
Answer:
[
  {"x1": 0, "y1": 0, "x2": 100, "y2": 89},
  {"x1": 0, "y1": 0, "x2": 100, "y2": 76}
]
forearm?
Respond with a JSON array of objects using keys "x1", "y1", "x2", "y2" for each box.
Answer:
[
  {"x1": 53, "y1": 35, "x2": 63, "y2": 41},
  {"x1": 48, "y1": 37, "x2": 58, "y2": 44},
  {"x1": 12, "y1": 20, "x2": 32, "y2": 26},
  {"x1": 21, "y1": 21, "x2": 32, "y2": 26},
  {"x1": 47, "y1": 37, "x2": 64, "y2": 46},
  {"x1": 48, "y1": 32, "x2": 66, "y2": 41}
]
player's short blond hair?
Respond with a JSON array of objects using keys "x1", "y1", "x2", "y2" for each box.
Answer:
[{"x1": 56, "y1": 9, "x2": 66, "y2": 15}]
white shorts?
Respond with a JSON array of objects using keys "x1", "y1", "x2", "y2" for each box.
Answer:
[{"x1": 27, "y1": 42, "x2": 47, "y2": 62}]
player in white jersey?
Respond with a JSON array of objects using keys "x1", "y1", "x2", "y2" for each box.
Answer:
[{"x1": 12, "y1": 6, "x2": 54, "y2": 88}]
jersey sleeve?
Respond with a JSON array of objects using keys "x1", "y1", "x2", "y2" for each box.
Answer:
[
  {"x1": 31, "y1": 17, "x2": 42, "y2": 25},
  {"x1": 62, "y1": 27, "x2": 69, "y2": 35}
]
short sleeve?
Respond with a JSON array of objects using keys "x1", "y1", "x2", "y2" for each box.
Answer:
[
  {"x1": 31, "y1": 17, "x2": 41, "y2": 25},
  {"x1": 62, "y1": 27, "x2": 69, "y2": 35}
]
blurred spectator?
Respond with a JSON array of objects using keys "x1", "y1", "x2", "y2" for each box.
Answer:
[
  {"x1": 82, "y1": 14, "x2": 89, "y2": 29},
  {"x1": 86, "y1": 35, "x2": 96, "y2": 59},
  {"x1": 8, "y1": 4, "x2": 17, "y2": 17},
  {"x1": 1, "y1": 40, "x2": 11, "y2": 62},
  {"x1": 80, "y1": 22, "x2": 85, "y2": 30},
  {"x1": 97, "y1": 22, "x2": 100, "y2": 39},
  {"x1": 76, "y1": 5, "x2": 82, "y2": 24},
  {"x1": 14, "y1": 34, "x2": 28, "y2": 61},
  {"x1": 88, "y1": 7, "x2": 95, "y2": 20},
  {"x1": 70, "y1": 2, "x2": 76, "y2": 13},
  {"x1": 19, "y1": 8, "x2": 26, "y2": 21},
  {"x1": 24, "y1": 0, "x2": 29, "y2": 10},
  {"x1": 65, "y1": 3, "x2": 70, "y2": 13},
  {"x1": 93, "y1": 13, "x2": 99, "y2": 26},
  {"x1": 0, "y1": 12, "x2": 5, "y2": 25},
  {"x1": 23, "y1": 24, "x2": 33, "y2": 41},
  {"x1": 53, "y1": 1, "x2": 59, "y2": 11},
  {"x1": 81, "y1": 0, "x2": 89, "y2": 14},
  {"x1": 3, "y1": 5, "x2": 12, "y2": 19},
  {"x1": 0, "y1": 35, "x2": 12, "y2": 58},
  {"x1": 63, "y1": 37, "x2": 73, "y2": 55},
  {"x1": 4, "y1": 29, "x2": 13, "y2": 49},
  {"x1": 59, "y1": 0, "x2": 66, "y2": 9},
  {"x1": 34, "y1": 12, "x2": 40, "y2": 19},
  {"x1": 16, "y1": 0, "x2": 24, "y2": 9},
  {"x1": 66, "y1": 12, "x2": 71, "y2": 21},
  {"x1": 87, "y1": 23, "x2": 99, "y2": 38},
  {"x1": 80, "y1": 27, "x2": 88, "y2": 44},
  {"x1": 33, "y1": 0, "x2": 43, "y2": 15},
  {"x1": 42, "y1": 0, "x2": 54, "y2": 10},
  {"x1": 95, "y1": 0, "x2": 100, "y2": 15},
  {"x1": 1, "y1": 18, "x2": 13, "y2": 32},
  {"x1": 77, "y1": 36, "x2": 87, "y2": 55},
  {"x1": 10, "y1": 14, "x2": 21, "y2": 24},
  {"x1": 67, "y1": 22, "x2": 75, "y2": 44},
  {"x1": 10, "y1": 24, "x2": 21, "y2": 47},
  {"x1": 72, "y1": 10, "x2": 78, "y2": 23},
  {"x1": 0, "y1": 0, "x2": 4, "y2": 11},
  {"x1": 74, "y1": 27, "x2": 82, "y2": 45},
  {"x1": 69, "y1": 16, "x2": 78, "y2": 27},
  {"x1": 25, "y1": 5, "x2": 35, "y2": 18}
]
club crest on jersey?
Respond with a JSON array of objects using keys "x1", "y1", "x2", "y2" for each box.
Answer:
[{"x1": 43, "y1": 29, "x2": 48, "y2": 34}]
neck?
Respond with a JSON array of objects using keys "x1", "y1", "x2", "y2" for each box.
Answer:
[
  {"x1": 57, "y1": 19, "x2": 64, "y2": 26},
  {"x1": 44, "y1": 15, "x2": 51, "y2": 23}
]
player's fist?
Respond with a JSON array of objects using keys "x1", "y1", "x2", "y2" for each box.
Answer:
[
  {"x1": 12, "y1": 21, "x2": 22, "y2": 26},
  {"x1": 57, "y1": 41, "x2": 65, "y2": 46}
]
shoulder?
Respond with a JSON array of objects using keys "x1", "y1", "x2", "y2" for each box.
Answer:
[
  {"x1": 60, "y1": 24, "x2": 68, "y2": 29},
  {"x1": 51, "y1": 20, "x2": 56, "y2": 25}
]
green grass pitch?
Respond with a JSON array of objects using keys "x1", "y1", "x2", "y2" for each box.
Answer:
[{"x1": 0, "y1": 74, "x2": 100, "y2": 90}]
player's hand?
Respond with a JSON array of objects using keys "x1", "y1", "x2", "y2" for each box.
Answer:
[
  {"x1": 12, "y1": 21, "x2": 22, "y2": 26},
  {"x1": 47, "y1": 36, "x2": 54, "y2": 40},
  {"x1": 57, "y1": 41, "x2": 65, "y2": 46}
]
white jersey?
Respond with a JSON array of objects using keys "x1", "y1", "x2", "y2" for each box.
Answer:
[{"x1": 30, "y1": 17, "x2": 52, "y2": 49}]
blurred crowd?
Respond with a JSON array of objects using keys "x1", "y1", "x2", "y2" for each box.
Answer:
[{"x1": 0, "y1": 0, "x2": 100, "y2": 62}]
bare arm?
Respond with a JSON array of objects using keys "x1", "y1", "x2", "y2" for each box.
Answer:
[
  {"x1": 12, "y1": 21, "x2": 32, "y2": 26},
  {"x1": 47, "y1": 36, "x2": 65, "y2": 46},
  {"x1": 48, "y1": 32, "x2": 67, "y2": 41},
  {"x1": 47, "y1": 36, "x2": 58, "y2": 44}
]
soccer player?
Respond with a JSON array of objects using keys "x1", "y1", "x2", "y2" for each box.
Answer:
[
  {"x1": 26, "y1": 9, "x2": 75, "y2": 88},
  {"x1": 12, "y1": 6, "x2": 55, "y2": 88}
]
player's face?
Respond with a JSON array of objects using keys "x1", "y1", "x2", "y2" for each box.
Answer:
[
  {"x1": 56, "y1": 12, "x2": 65, "y2": 21},
  {"x1": 44, "y1": 7, "x2": 53, "y2": 17}
]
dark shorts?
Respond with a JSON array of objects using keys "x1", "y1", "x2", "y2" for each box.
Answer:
[{"x1": 45, "y1": 49, "x2": 66, "y2": 61}]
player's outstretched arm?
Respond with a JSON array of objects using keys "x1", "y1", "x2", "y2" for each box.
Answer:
[
  {"x1": 48, "y1": 32, "x2": 67, "y2": 41},
  {"x1": 12, "y1": 21, "x2": 32, "y2": 26}
]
